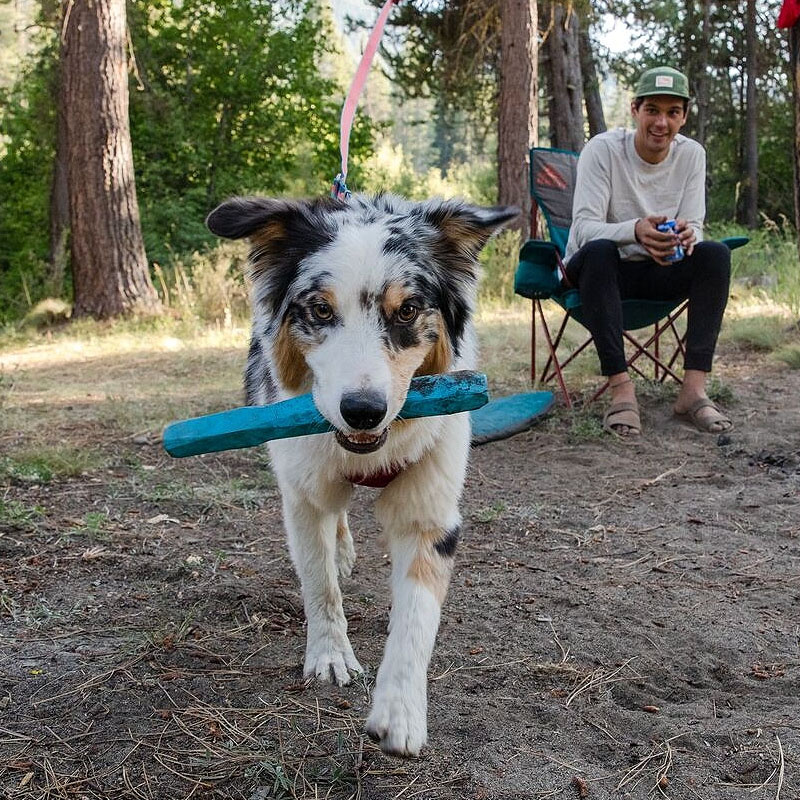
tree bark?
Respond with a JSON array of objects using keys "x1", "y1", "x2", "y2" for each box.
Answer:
[
  {"x1": 44, "y1": 1, "x2": 69, "y2": 296},
  {"x1": 693, "y1": 0, "x2": 712, "y2": 149},
  {"x1": 741, "y1": 0, "x2": 758, "y2": 228},
  {"x1": 563, "y1": 6, "x2": 583, "y2": 148},
  {"x1": 543, "y1": 3, "x2": 583, "y2": 151},
  {"x1": 48, "y1": 69, "x2": 70, "y2": 296},
  {"x1": 61, "y1": 0, "x2": 160, "y2": 318},
  {"x1": 578, "y1": 26, "x2": 605, "y2": 139},
  {"x1": 498, "y1": 0, "x2": 538, "y2": 236}
]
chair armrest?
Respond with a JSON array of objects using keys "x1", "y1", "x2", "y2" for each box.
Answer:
[
  {"x1": 720, "y1": 236, "x2": 749, "y2": 251},
  {"x1": 515, "y1": 240, "x2": 562, "y2": 299}
]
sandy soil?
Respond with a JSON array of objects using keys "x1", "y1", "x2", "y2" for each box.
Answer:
[{"x1": 1, "y1": 344, "x2": 798, "y2": 799}]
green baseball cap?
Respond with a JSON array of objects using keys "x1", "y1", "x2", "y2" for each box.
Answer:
[{"x1": 634, "y1": 66, "x2": 690, "y2": 99}]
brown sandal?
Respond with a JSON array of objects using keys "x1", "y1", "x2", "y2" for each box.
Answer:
[
  {"x1": 603, "y1": 401, "x2": 641, "y2": 438},
  {"x1": 674, "y1": 398, "x2": 733, "y2": 433}
]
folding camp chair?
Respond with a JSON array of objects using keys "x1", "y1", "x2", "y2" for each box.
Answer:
[{"x1": 514, "y1": 146, "x2": 748, "y2": 408}]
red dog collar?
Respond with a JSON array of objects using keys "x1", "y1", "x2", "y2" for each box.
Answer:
[{"x1": 347, "y1": 465, "x2": 404, "y2": 488}]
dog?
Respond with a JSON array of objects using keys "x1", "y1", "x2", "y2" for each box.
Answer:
[{"x1": 206, "y1": 193, "x2": 517, "y2": 756}]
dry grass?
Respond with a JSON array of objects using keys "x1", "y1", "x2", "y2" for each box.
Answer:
[
  {"x1": 616, "y1": 734, "x2": 683, "y2": 795},
  {"x1": 2, "y1": 287, "x2": 793, "y2": 448},
  {"x1": 0, "y1": 290, "x2": 793, "y2": 479},
  {"x1": 1, "y1": 693, "x2": 376, "y2": 799},
  {"x1": 564, "y1": 658, "x2": 643, "y2": 709},
  {"x1": 0, "y1": 321, "x2": 249, "y2": 453}
]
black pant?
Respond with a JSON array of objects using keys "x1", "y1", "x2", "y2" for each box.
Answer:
[{"x1": 565, "y1": 239, "x2": 731, "y2": 376}]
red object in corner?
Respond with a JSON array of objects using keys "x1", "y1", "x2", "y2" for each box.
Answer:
[{"x1": 778, "y1": 0, "x2": 800, "y2": 28}]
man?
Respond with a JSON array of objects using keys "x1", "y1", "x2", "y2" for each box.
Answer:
[{"x1": 564, "y1": 65, "x2": 732, "y2": 437}]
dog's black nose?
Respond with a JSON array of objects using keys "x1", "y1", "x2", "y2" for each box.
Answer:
[{"x1": 340, "y1": 391, "x2": 388, "y2": 430}]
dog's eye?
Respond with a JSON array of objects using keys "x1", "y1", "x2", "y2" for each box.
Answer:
[
  {"x1": 397, "y1": 303, "x2": 419, "y2": 324},
  {"x1": 311, "y1": 302, "x2": 334, "y2": 322}
]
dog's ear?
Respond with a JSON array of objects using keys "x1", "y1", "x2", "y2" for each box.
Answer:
[
  {"x1": 206, "y1": 197, "x2": 296, "y2": 240},
  {"x1": 423, "y1": 201, "x2": 520, "y2": 256},
  {"x1": 206, "y1": 197, "x2": 341, "y2": 280}
]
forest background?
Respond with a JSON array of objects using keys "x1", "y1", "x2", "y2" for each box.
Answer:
[{"x1": 0, "y1": 0, "x2": 796, "y2": 326}]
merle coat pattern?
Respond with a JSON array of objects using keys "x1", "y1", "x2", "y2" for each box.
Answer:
[{"x1": 206, "y1": 193, "x2": 517, "y2": 756}]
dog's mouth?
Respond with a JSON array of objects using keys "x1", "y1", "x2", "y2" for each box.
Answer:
[{"x1": 335, "y1": 428, "x2": 389, "y2": 454}]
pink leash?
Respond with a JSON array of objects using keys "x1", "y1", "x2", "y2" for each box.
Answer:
[{"x1": 332, "y1": 0, "x2": 400, "y2": 200}]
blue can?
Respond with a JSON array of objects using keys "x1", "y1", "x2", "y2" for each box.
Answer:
[{"x1": 657, "y1": 220, "x2": 684, "y2": 262}]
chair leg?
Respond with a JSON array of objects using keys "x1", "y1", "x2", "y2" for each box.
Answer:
[
  {"x1": 622, "y1": 329, "x2": 684, "y2": 383},
  {"x1": 588, "y1": 302, "x2": 690, "y2": 403},
  {"x1": 540, "y1": 310, "x2": 571, "y2": 384},
  {"x1": 625, "y1": 333, "x2": 684, "y2": 382},
  {"x1": 536, "y1": 299, "x2": 572, "y2": 409},
  {"x1": 654, "y1": 321, "x2": 660, "y2": 381},
  {"x1": 590, "y1": 379, "x2": 611, "y2": 403},
  {"x1": 530, "y1": 299, "x2": 537, "y2": 384},
  {"x1": 662, "y1": 308, "x2": 688, "y2": 382},
  {"x1": 543, "y1": 336, "x2": 594, "y2": 380}
]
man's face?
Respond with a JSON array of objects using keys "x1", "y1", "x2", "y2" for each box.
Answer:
[{"x1": 631, "y1": 95, "x2": 688, "y2": 164}]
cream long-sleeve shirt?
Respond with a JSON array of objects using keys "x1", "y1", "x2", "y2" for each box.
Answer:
[{"x1": 564, "y1": 128, "x2": 706, "y2": 262}]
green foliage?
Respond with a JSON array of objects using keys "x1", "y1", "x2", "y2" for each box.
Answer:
[
  {"x1": 726, "y1": 315, "x2": 789, "y2": 352},
  {"x1": 0, "y1": 497, "x2": 43, "y2": 530},
  {"x1": 128, "y1": 0, "x2": 371, "y2": 266},
  {"x1": 362, "y1": 0, "x2": 499, "y2": 171},
  {"x1": 154, "y1": 241, "x2": 250, "y2": 323},
  {"x1": 0, "y1": 447, "x2": 105, "y2": 483},
  {"x1": 566, "y1": 408, "x2": 606, "y2": 442},
  {"x1": 710, "y1": 219, "x2": 800, "y2": 315},
  {"x1": 606, "y1": 0, "x2": 791, "y2": 225},
  {"x1": 474, "y1": 501, "x2": 507, "y2": 524},
  {"x1": 774, "y1": 343, "x2": 800, "y2": 369},
  {"x1": 0, "y1": 0, "x2": 374, "y2": 321},
  {"x1": 358, "y1": 138, "x2": 496, "y2": 202},
  {"x1": 707, "y1": 376, "x2": 735, "y2": 406},
  {"x1": 0, "y1": 35, "x2": 58, "y2": 322},
  {"x1": 479, "y1": 229, "x2": 521, "y2": 304}
]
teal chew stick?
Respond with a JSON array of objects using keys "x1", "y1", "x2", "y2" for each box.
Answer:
[{"x1": 163, "y1": 371, "x2": 489, "y2": 458}]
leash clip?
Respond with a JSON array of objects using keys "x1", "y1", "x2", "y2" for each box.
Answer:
[{"x1": 331, "y1": 173, "x2": 351, "y2": 201}]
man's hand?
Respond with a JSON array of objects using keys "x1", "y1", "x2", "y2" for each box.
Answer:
[
  {"x1": 675, "y1": 218, "x2": 697, "y2": 256},
  {"x1": 634, "y1": 215, "x2": 687, "y2": 265}
]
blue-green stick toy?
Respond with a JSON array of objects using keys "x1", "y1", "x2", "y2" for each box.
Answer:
[{"x1": 163, "y1": 371, "x2": 489, "y2": 458}]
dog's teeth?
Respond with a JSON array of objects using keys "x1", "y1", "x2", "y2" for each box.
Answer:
[
  {"x1": 347, "y1": 432, "x2": 380, "y2": 444},
  {"x1": 335, "y1": 428, "x2": 388, "y2": 453}
]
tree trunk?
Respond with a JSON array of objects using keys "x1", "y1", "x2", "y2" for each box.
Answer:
[
  {"x1": 791, "y1": 24, "x2": 800, "y2": 259},
  {"x1": 563, "y1": 6, "x2": 583, "y2": 148},
  {"x1": 61, "y1": 0, "x2": 160, "y2": 318},
  {"x1": 693, "y1": 0, "x2": 712, "y2": 149},
  {"x1": 498, "y1": 0, "x2": 538, "y2": 237},
  {"x1": 578, "y1": 26, "x2": 605, "y2": 139},
  {"x1": 741, "y1": 0, "x2": 758, "y2": 228},
  {"x1": 543, "y1": 3, "x2": 583, "y2": 151},
  {"x1": 48, "y1": 67, "x2": 70, "y2": 296},
  {"x1": 433, "y1": 97, "x2": 456, "y2": 175}
]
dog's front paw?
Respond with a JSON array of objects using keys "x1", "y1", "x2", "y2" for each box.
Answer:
[
  {"x1": 366, "y1": 682, "x2": 427, "y2": 757},
  {"x1": 304, "y1": 634, "x2": 362, "y2": 686}
]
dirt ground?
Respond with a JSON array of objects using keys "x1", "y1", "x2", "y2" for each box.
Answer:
[{"x1": 0, "y1": 335, "x2": 798, "y2": 800}]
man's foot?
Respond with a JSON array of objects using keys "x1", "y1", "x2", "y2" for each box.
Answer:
[
  {"x1": 603, "y1": 374, "x2": 641, "y2": 438},
  {"x1": 603, "y1": 401, "x2": 641, "y2": 438},
  {"x1": 673, "y1": 396, "x2": 733, "y2": 433}
]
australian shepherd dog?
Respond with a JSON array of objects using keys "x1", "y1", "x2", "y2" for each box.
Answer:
[{"x1": 206, "y1": 194, "x2": 517, "y2": 756}]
